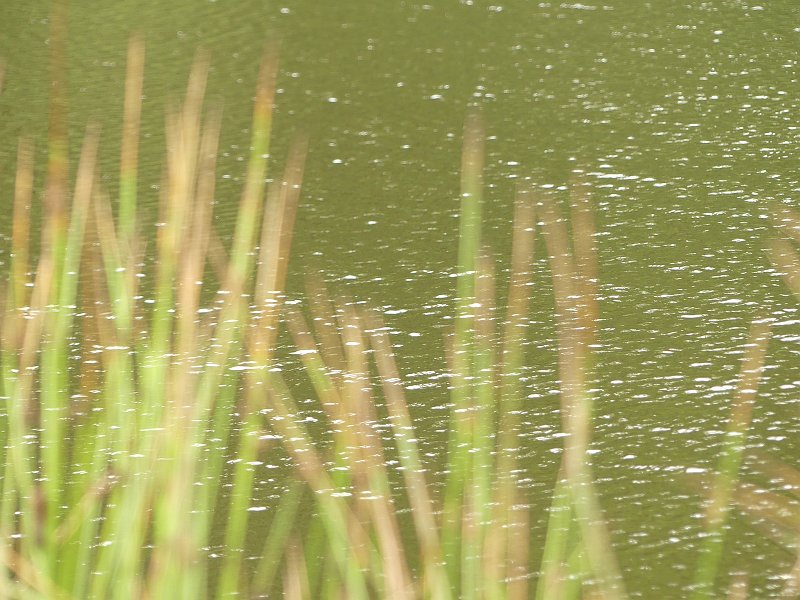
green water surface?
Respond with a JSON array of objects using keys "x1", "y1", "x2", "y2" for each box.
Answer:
[{"x1": 2, "y1": 1, "x2": 800, "y2": 596}]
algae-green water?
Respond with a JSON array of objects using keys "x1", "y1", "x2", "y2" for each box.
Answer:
[{"x1": 2, "y1": 2, "x2": 800, "y2": 596}]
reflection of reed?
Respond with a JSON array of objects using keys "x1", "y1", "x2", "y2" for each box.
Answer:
[{"x1": 486, "y1": 188, "x2": 536, "y2": 600}]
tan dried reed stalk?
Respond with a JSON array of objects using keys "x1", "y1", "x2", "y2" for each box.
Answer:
[
  {"x1": 364, "y1": 308, "x2": 453, "y2": 600},
  {"x1": 306, "y1": 274, "x2": 348, "y2": 375},
  {"x1": 265, "y1": 374, "x2": 372, "y2": 598},
  {"x1": 283, "y1": 538, "x2": 312, "y2": 600},
  {"x1": 342, "y1": 304, "x2": 415, "y2": 600},
  {"x1": 484, "y1": 187, "x2": 536, "y2": 599},
  {"x1": 538, "y1": 190, "x2": 627, "y2": 600}
]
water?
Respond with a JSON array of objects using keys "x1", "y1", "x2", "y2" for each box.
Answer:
[{"x1": 2, "y1": 1, "x2": 800, "y2": 595}]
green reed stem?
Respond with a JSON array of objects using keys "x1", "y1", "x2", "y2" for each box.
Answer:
[
  {"x1": 462, "y1": 252, "x2": 496, "y2": 600},
  {"x1": 536, "y1": 472, "x2": 573, "y2": 600},
  {"x1": 366, "y1": 310, "x2": 452, "y2": 600},
  {"x1": 251, "y1": 479, "x2": 305, "y2": 596},
  {"x1": 216, "y1": 414, "x2": 262, "y2": 597},
  {"x1": 691, "y1": 320, "x2": 770, "y2": 599},
  {"x1": 39, "y1": 126, "x2": 98, "y2": 583},
  {"x1": 266, "y1": 373, "x2": 370, "y2": 600},
  {"x1": 442, "y1": 112, "x2": 484, "y2": 588}
]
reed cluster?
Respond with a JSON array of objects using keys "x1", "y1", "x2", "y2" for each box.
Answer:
[
  {"x1": 0, "y1": 35, "x2": 627, "y2": 597},
  {"x1": 2, "y1": 31, "x2": 799, "y2": 600},
  {"x1": 1, "y1": 37, "x2": 305, "y2": 598}
]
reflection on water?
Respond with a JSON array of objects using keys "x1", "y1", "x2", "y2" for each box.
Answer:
[{"x1": 3, "y1": 0, "x2": 800, "y2": 595}]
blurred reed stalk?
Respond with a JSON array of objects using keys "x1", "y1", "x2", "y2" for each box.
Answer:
[
  {"x1": 483, "y1": 189, "x2": 536, "y2": 600},
  {"x1": 441, "y1": 114, "x2": 484, "y2": 581},
  {"x1": 535, "y1": 184, "x2": 628, "y2": 600},
  {"x1": 689, "y1": 319, "x2": 770, "y2": 599}
]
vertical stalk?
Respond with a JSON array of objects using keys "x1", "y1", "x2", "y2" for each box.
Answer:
[
  {"x1": 39, "y1": 126, "x2": 99, "y2": 586},
  {"x1": 463, "y1": 251, "x2": 496, "y2": 600},
  {"x1": 442, "y1": 112, "x2": 484, "y2": 586},
  {"x1": 366, "y1": 310, "x2": 452, "y2": 600},
  {"x1": 690, "y1": 320, "x2": 770, "y2": 599},
  {"x1": 486, "y1": 188, "x2": 536, "y2": 598},
  {"x1": 119, "y1": 33, "x2": 145, "y2": 246},
  {"x1": 539, "y1": 192, "x2": 627, "y2": 600},
  {"x1": 216, "y1": 134, "x2": 305, "y2": 599}
]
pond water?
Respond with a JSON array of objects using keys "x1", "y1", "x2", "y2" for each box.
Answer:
[{"x1": 2, "y1": 1, "x2": 800, "y2": 596}]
